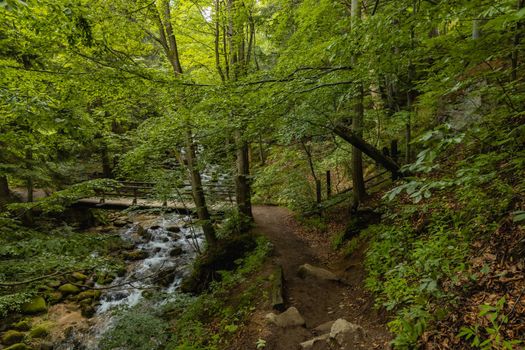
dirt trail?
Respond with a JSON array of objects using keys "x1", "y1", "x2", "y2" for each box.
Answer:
[{"x1": 234, "y1": 206, "x2": 390, "y2": 350}]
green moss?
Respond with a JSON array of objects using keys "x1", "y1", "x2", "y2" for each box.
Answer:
[
  {"x1": 76, "y1": 290, "x2": 101, "y2": 301},
  {"x1": 1, "y1": 330, "x2": 24, "y2": 345},
  {"x1": 71, "y1": 272, "x2": 88, "y2": 281},
  {"x1": 58, "y1": 283, "x2": 80, "y2": 295},
  {"x1": 11, "y1": 320, "x2": 31, "y2": 331},
  {"x1": 45, "y1": 291, "x2": 63, "y2": 304},
  {"x1": 20, "y1": 296, "x2": 47, "y2": 315},
  {"x1": 29, "y1": 321, "x2": 54, "y2": 338}
]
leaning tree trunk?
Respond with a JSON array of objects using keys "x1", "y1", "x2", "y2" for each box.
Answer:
[{"x1": 185, "y1": 130, "x2": 217, "y2": 246}]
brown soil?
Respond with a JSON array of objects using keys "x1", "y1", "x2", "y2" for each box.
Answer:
[{"x1": 231, "y1": 205, "x2": 391, "y2": 350}]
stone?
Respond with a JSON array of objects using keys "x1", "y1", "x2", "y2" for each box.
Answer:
[
  {"x1": 113, "y1": 220, "x2": 127, "y2": 227},
  {"x1": 81, "y1": 305, "x2": 96, "y2": 318},
  {"x1": 169, "y1": 232, "x2": 181, "y2": 240},
  {"x1": 58, "y1": 284, "x2": 80, "y2": 295},
  {"x1": 5, "y1": 344, "x2": 31, "y2": 350},
  {"x1": 76, "y1": 290, "x2": 101, "y2": 301},
  {"x1": 96, "y1": 273, "x2": 115, "y2": 285},
  {"x1": 169, "y1": 247, "x2": 184, "y2": 257},
  {"x1": 297, "y1": 264, "x2": 339, "y2": 281},
  {"x1": 71, "y1": 272, "x2": 88, "y2": 281},
  {"x1": 313, "y1": 320, "x2": 335, "y2": 334},
  {"x1": 11, "y1": 321, "x2": 31, "y2": 331},
  {"x1": 148, "y1": 224, "x2": 161, "y2": 230},
  {"x1": 300, "y1": 333, "x2": 330, "y2": 349},
  {"x1": 28, "y1": 322, "x2": 53, "y2": 339},
  {"x1": 123, "y1": 250, "x2": 148, "y2": 260},
  {"x1": 265, "y1": 307, "x2": 305, "y2": 328},
  {"x1": 1, "y1": 330, "x2": 24, "y2": 345},
  {"x1": 329, "y1": 319, "x2": 365, "y2": 346},
  {"x1": 44, "y1": 291, "x2": 63, "y2": 304},
  {"x1": 79, "y1": 298, "x2": 93, "y2": 308},
  {"x1": 166, "y1": 225, "x2": 181, "y2": 233},
  {"x1": 20, "y1": 296, "x2": 47, "y2": 315},
  {"x1": 46, "y1": 280, "x2": 61, "y2": 288}
]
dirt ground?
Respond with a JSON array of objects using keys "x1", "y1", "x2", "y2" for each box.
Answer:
[{"x1": 231, "y1": 205, "x2": 391, "y2": 350}]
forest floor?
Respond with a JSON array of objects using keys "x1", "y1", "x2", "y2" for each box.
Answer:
[{"x1": 231, "y1": 205, "x2": 391, "y2": 350}]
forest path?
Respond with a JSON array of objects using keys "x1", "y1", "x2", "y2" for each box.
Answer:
[{"x1": 233, "y1": 205, "x2": 390, "y2": 350}]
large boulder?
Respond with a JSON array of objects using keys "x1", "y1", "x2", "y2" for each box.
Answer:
[
  {"x1": 20, "y1": 296, "x2": 47, "y2": 315},
  {"x1": 265, "y1": 307, "x2": 305, "y2": 328},
  {"x1": 298, "y1": 264, "x2": 339, "y2": 281},
  {"x1": 58, "y1": 284, "x2": 80, "y2": 295},
  {"x1": 329, "y1": 319, "x2": 366, "y2": 346}
]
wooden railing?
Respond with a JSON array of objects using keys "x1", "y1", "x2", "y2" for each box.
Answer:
[{"x1": 96, "y1": 180, "x2": 235, "y2": 206}]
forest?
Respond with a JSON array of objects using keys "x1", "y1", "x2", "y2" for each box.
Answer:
[{"x1": 0, "y1": 0, "x2": 524, "y2": 349}]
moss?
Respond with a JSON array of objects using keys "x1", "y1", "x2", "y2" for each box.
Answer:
[
  {"x1": 45, "y1": 291, "x2": 63, "y2": 304},
  {"x1": 122, "y1": 250, "x2": 148, "y2": 261},
  {"x1": 79, "y1": 298, "x2": 93, "y2": 307},
  {"x1": 76, "y1": 290, "x2": 101, "y2": 301},
  {"x1": 71, "y1": 272, "x2": 88, "y2": 281},
  {"x1": 28, "y1": 322, "x2": 54, "y2": 338},
  {"x1": 4, "y1": 343, "x2": 31, "y2": 350},
  {"x1": 46, "y1": 280, "x2": 61, "y2": 288},
  {"x1": 1, "y1": 330, "x2": 24, "y2": 345},
  {"x1": 20, "y1": 296, "x2": 47, "y2": 315},
  {"x1": 58, "y1": 283, "x2": 80, "y2": 295},
  {"x1": 96, "y1": 273, "x2": 115, "y2": 285},
  {"x1": 11, "y1": 320, "x2": 31, "y2": 331}
]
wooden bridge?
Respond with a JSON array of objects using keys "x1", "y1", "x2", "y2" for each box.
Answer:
[{"x1": 75, "y1": 180, "x2": 235, "y2": 212}]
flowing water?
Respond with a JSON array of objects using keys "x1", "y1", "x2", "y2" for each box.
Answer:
[{"x1": 55, "y1": 213, "x2": 203, "y2": 349}]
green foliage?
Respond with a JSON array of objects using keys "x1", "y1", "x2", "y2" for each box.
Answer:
[{"x1": 458, "y1": 298, "x2": 523, "y2": 350}]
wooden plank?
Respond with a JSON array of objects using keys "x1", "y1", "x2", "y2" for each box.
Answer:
[{"x1": 271, "y1": 265, "x2": 285, "y2": 311}]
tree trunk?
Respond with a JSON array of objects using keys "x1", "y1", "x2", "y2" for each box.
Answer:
[
  {"x1": 333, "y1": 125, "x2": 401, "y2": 176},
  {"x1": 235, "y1": 131, "x2": 253, "y2": 219},
  {"x1": 26, "y1": 149, "x2": 33, "y2": 203},
  {"x1": 185, "y1": 130, "x2": 217, "y2": 246},
  {"x1": 101, "y1": 145, "x2": 112, "y2": 178},
  {"x1": 352, "y1": 84, "x2": 367, "y2": 209}
]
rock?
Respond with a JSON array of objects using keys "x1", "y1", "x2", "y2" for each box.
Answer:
[
  {"x1": 96, "y1": 273, "x2": 115, "y2": 285},
  {"x1": 169, "y1": 232, "x2": 181, "y2": 240},
  {"x1": 169, "y1": 247, "x2": 184, "y2": 257},
  {"x1": 113, "y1": 220, "x2": 127, "y2": 227},
  {"x1": 46, "y1": 280, "x2": 61, "y2": 288},
  {"x1": 1, "y1": 330, "x2": 24, "y2": 345},
  {"x1": 148, "y1": 224, "x2": 161, "y2": 230},
  {"x1": 329, "y1": 319, "x2": 365, "y2": 346},
  {"x1": 116, "y1": 266, "x2": 127, "y2": 277},
  {"x1": 166, "y1": 225, "x2": 181, "y2": 233},
  {"x1": 300, "y1": 333, "x2": 330, "y2": 349},
  {"x1": 313, "y1": 320, "x2": 335, "y2": 334},
  {"x1": 76, "y1": 290, "x2": 101, "y2": 301},
  {"x1": 79, "y1": 298, "x2": 93, "y2": 308},
  {"x1": 58, "y1": 284, "x2": 80, "y2": 295},
  {"x1": 123, "y1": 250, "x2": 148, "y2": 260},
  {"x1": 71, "y1": 272, "x2": 88, "y2": 281},
  {"x1": 265, "y1": 307, "x2": 305, "y2": 328},
  {"x1": 29, "y1": 322, "x2": 53, "y2": 339},
  {"x1": 81, "y1": 305, "x2": 96, "y2": 318},
  {"x1": 44, "y1": 291, "x2": 63, "y2": 305},
  {"x1": 11, "y1": 321, "x2": 31, "y2": 332},
  {"x1": 297, "y1": 264, "x2": 339, "y2": 281},
  {"x1": 20, "y1": 296, "x2": 47, "y2": 315},
  {"x1": 5, "y1": 344, "x2": 31, "y2": 350}
]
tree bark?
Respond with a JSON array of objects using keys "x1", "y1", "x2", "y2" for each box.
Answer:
[
  {"x1": 332, "y1": 125, "x2": 401, "y2": 176},
  {"x1": 352, "y1": 84, "x2": 366, "y2": 209},
  {"x1": 235, "y1": 131, "x2": 253, "y2": 219},
  {"x1": 26, "y1": 149, "x2": 33, "y2": 203},
  {"x1": 101, "y1": 144, "x2": 112, "y2": 178},
  {"x1": 0, "y1": 175, "x2": 9, "y2": 208},
  {"x1": 185, "y1": 130, "x2": 217, "y2": 245}
]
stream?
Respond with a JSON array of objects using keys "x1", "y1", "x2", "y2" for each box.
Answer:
[{"x1": 55, "y1": 212, "x2": 203, "y2": 350}]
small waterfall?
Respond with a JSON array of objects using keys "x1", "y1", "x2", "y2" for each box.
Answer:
[{"x1": 55, "y1": 213, "x2": 203, "y2": 350}]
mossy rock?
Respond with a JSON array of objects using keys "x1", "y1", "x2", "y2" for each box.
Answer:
[
  {"x1": 80, "y1": 305, "x2": 96, "y2": 318},
  {"x1": 4, "y1": 343, "x2": 31, "y2": 350},
  {"x1": 76, "y1": 290, "x2": 101, "y2": 301},
  {"x1": 115, "y1": 266, "x2": 127, "y2": 277},
  {"x1": 96, "y1": 273, "x2": 115, "y2": 285},
  {"x1": 122, "y1": 250, "x2": 148, "y2": 261},
  {"x1": 58, "y1": 283, "x2": 80, "y2": 295},
  {"x1": 46, "y1": 280, "x2": 61, "y2": 288},
  {"x1": 20, "y1": 296, "x2": 47, "y2": 315},
  {"x1": 1, "y1": 330, "x2": 24, "y2": 345},
  {"x1": 45, "y1": 291, "x2": 63, "y2": 304},
  {"x1": 79, "y1": 298, "x2": 93, "y2": 307},
  {"x1": 71, "y1": 272, "x2": 88, "y2": 281},
  {"x1": 11, "y1": 320, "x2": 31, "y2": 331},
  {"x1": 180, "y1": 234, "x2": 257, "y2": 294},
  {"x1": 29, "y1": 323, "x2": 52, "y2": 339}
]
